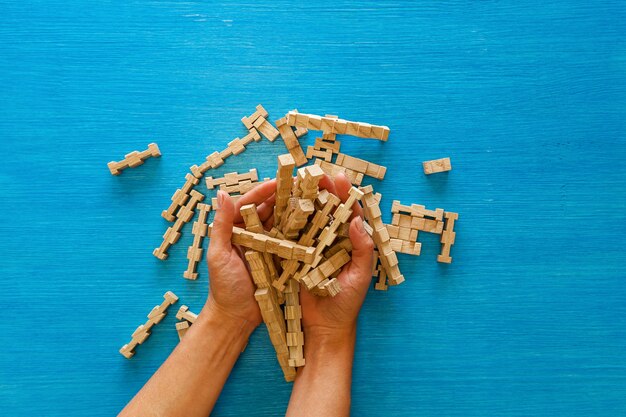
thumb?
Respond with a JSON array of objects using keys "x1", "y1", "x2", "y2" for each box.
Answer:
[
  {"x1": 209, "y1": 190, "x2": 235, "y2": 253},
  {"x1": 342, "y1": 216, "x2": 374, "y2": 290}
]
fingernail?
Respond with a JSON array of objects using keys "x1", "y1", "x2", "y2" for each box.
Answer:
[
  {"x1": 216, "y1": 191, "x2": 225, "y2": 210},
  {"x1": 355, "y1": 216, "x2": 365, "y2": 233}
]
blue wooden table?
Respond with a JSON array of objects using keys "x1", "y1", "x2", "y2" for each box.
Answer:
[{"x1": 1, "y1": 1, "x2": 624, "y2": 415}]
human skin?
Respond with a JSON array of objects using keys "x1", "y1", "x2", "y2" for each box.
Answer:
[{"x1": 119, "y1": 173, "x2": 373, "y2": 417}]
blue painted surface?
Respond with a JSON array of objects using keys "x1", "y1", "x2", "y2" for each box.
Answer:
[{"x1": 0, "y1": 1, "x2": 625, "y2": 415}]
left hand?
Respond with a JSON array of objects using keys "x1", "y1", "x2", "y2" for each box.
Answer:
[{"x1": 204, "y1": 180, "x2": 277, "y2": 327}]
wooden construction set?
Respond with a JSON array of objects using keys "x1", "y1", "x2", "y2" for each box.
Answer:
[{"x1": 112, "y1": 105, "x2": 459, "y2": 381}]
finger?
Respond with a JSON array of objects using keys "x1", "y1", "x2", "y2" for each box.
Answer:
[
  {"x1": 256, "y1": 194, "x2": 277, "y2": 222},
  {"x1": 318, "y1": 174, "x2": 337, "y2": 195},
  {"x1": 334, "y1": 172, "x2": 363, "y2": 218},
  {"x1": 340, "y1": 217, "x2": 374, "y2": 294},
  {"x1": 262, "y1": 216, "x2": 274, "y2": 231},
  {"x1": 234, "y1": 180, "x2": 277, "y2": 220},
  {"x1": 208, "y1": 190, "x2": 235, "y2": 255}
]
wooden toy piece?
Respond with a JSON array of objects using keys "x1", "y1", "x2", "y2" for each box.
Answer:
[
  {"x1": 285, "y1": 111, "x2": 390, "y2": 141},
  {"x1": 119, "y1": 291, "x2": 178, "y2": 359},
  {"x1": 176, "y1": 321, "x2": 190, "y2": 341},
  {"x1": 240, "y1": 205, "x2": 279, "y2": 284},
  {"x1": 335, "y1": 153, "x2": 387, "y2": 180},
  {"x1": 241, "y1": 104, "x2": 269, "y2": 129},
  {"x1": 423, "y1": 157, "x2": 452, "y2": 175},
  {"x1": 301, "y1": 249, "x2": 350, "y2": 292},
  {"x1": 296, "y1": 165, "x2": 324, "y2": 200},
  {"x1": 273, "y1": 193, "x2": 341, "y2": 292},
  {"x1": 437, "y1": 212, "x2": 458, "y2": 263},
  {"x1": 295, "y1": 187, "x2": 364, "y2": 280},
  {"x1": 390, "y1": 238, "x2": 422, "y2": 256},
  {"x1": 161, "y1": 173, "x2": 200, "y2": 221},
  {"x1": 314, "y1": 133, "x2": 341, "y2": 151},
  {"x1": 276, "y1": 114, "x2": 308, "y2": 166},
  {"x1": 391, "y1": 200, "x2": 444, "y2": 221},
  {"x1": 274, "y1": 154, "x2": 296, "y2": 227},
  {"x1": 245, "y1": 251, "x2": 273, "y2": 288},
  {"x1": 227, "y1": 129, "x2": 262, "y2": 155},
  {"x1": 255, "y1": 287, "x2": 296, "y2": 381},
  {"x1": 207, "y1": 225, "x2": 316, "y2": 263},
  {"x1": 253, "y1": 116, "x2": 280, "y2": 142},
  {"x1": 360, "y1": 185, "x2": 405, "y2": 286},
  {"x1": 183, "y1": 203, "x2": 212, "y2": 280},
  {"x1": 153, "y1": 218, "x2": 185, "y2": 260},
  {"x1": 314, "y1": 159, "x2": 364, "y2": 186},
  {"x1": 108, "y1": 143, "x2": 161, "y2": 175},
  {"x1": 306, "y1": 146, "x2": 333, "y2": 162},
  {"x1": 294, "y1": 126, "x2": 308, "y2": 138},
  {"x1": 374, "y1": 267, "x2": 388, "y2": 291},
  {"x1": 176, "y1": 190, "x2": 205, "y2": 223},
  {"x1": 284, "y1": 279, "x2": 305, "y2": 368},
  {"x1": 175, "y1": 305, "x2": 198, "y2": 324},
  {"x1": 206, "y1": 169, "x2": 258, "y2": 189},
  {"x1": 282, "y1": 199, "x2": 315, "y2": 240}
]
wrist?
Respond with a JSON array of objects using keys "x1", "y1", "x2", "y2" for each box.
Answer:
[
  {"x1": 303, "y1": 324, "x2": 356, "y2": 361},
  {"x1": 199, "y1": 298, "x2": 256, "y2": 344}
]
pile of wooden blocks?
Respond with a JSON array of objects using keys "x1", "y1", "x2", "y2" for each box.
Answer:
[{"x1": 113, "y1": 105, "x2": 460, "y2": 382}]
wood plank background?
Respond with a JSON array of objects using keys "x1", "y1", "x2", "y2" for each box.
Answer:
[{"x1": 0, "y1": 1, "x2": 624, "y2": 415}]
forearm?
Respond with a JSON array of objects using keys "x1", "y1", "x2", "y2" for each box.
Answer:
[
  {"x1": 286, "y1": 327, "x2": 356, "y2": 417},
  {"x1": 119, "y1": 302, "x2": 254, "y2": 417}
]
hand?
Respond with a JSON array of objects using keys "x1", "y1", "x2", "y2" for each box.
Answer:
[
  {"x1": 299, "y1": 173, "x2": 375, "y2": 340},
  {"x1": 204, "y1": 180, "x2": 278, "y2": 327}
]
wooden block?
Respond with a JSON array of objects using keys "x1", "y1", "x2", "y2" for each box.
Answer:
[
  {"x1": 306, "y1": 146, "x2": 332, "y2": 162},
  {"x1": 120, "y1": 291, "x2": 178, "y2": 359},
  {"x1": 175, "y1": 305, "x2": 198, "y2": 324},
  {"x1": 286, "y1": 111, "x2": 390, "y2": 141},
  {"x1": 276, "y1": 119, "x2": 307, "y2": 166},
  {"x1": 294, "y1": 126, "x2": 308, "y2": 138},
  {"x1": 176, "y1": 321, "x2": 190, "y2": 341},
  {"x1": 423, "y1": 157, "x2": 452, "y2": 175},
  {"x1": 274, "y1": 154, "x2": 296, "y2": 226},
  {"x1": 314, "y1": 159, "x2": 364, "y2": 186},
  {"x1": 184, "y1": 203, "x2": 211, "y2": 280},
  {"x1": 241, "y1": 104, "x2": 269, "y2": 129},
  {"x1": 437, "y1": 212, "x2": 458, "y2": 263},
  {"x1": 360, "y1": 188, "x2": 405, "y2": 286},
  {"x1": 253, "y1": 116, "x2": 280, "y2": 141},
  {"x1": 108, "y1": 143, "x2": 161, "y2": 175},
  {"x1": 313, "y1": 137, "x2": 341, "y2": 153}
]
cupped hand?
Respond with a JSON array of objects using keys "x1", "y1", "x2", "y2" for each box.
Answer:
[
  {"x1": 299, "y1": 173, "x2": 375, "y2": 339},
  {"x1": 204, "y1": 180, "x2": 278, "y2": 327}
]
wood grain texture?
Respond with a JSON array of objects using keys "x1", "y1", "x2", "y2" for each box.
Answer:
[{"x1": 0, "y1": 1, "x2": 625, "y2": 415}]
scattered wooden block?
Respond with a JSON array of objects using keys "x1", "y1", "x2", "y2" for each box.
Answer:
[
  {"x1": 108, "y1": 143, "x2": 161, "y2": 175},
  {"x1": 335, "y1": 153, "x2": 386, "y2": 180},
  {"x1": 119, "y1": 291, "x2": 178, "y2": 359},
  {"x1": 176, "y1": 321, "x2": 190, "y2": 341},
  {"x1": 175, "y1": 305, "x2": 198, "y2": 324},
  {"x1": 253, "y1": 116, "x2": 280, "y2": 142},
  {"x1": 314, "y1": 159, "x2": 364, "y2": 186},
  {"x1": 241, "y1": 104, "x2": 269, "y2": 129},
  {"x1": 360, "y1": 185, "x2": 405, "y2": 286},
  {"x1": 183, "y1": 203, "x2": 212, "y2": 280},
  {"x1": 276, "y1": 111, "x2": 308, "y2": 166},
  {"x1": 285, "y1": 111, "x2": 390, "y2": 141},
  {"x1": 437, "y1": 212, "x2": 458, "y2": 263},
  {"x1": 162, "y1": 173, "x2": 200, "y2": 221},
  {"x1": 423, "y1": 157, "x2": 452, "y2": 175}
]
